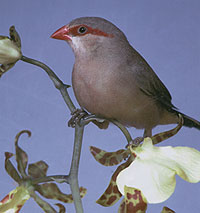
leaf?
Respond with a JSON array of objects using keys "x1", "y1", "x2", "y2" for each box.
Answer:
[
  {"x1": 96, "y1": 156, "x2": 133, "y2": 206},
  {"x1": 4, "y1": 152, "x2": 21, "y2": 183},
  {"x1": 90, "y1": 146, "x2": 129, "y2": 166},
  {"x1": 15, "y1": 130, "x2": 31, "y2": 177},
  {"x1": 123, "y1": 185, "x2": 147, "y2": 213},
  {"x1": 35, "y1": 183, "x2": 86, "y2": 203},
  {"x1": 28, "y1": 161, "x2": 49, "y2": 178}
]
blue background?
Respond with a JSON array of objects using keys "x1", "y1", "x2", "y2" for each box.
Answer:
[{"x1": 0, "y1": 0, "x2": 200, "y2": 212}]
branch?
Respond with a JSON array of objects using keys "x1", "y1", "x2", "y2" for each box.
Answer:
[
  {"x1": 21, "y1": 55, "x2": 75, "y2": 113},
  {"x1": 21, "y1": 56, "x2": 84, "y2": 212}
]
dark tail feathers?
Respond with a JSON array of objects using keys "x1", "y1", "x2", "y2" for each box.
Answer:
[{"x1": 178, "y1": 112, "x2": 200, "y2": 130}]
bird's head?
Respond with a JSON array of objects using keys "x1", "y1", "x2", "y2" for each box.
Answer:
[{"x1": 51, "y1": 17, "x2": 128, "y2": 57}]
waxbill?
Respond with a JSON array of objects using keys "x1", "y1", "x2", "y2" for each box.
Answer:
[{"x1": 51, "y1": 17, "x2": 200, "y2": 136}]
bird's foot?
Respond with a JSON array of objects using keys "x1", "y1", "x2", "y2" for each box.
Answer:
[
  {"x1": 68, "y1": 109, "x2": 109, "y2": 129},
  {"x1": 68, "y1": 108, "x2": 88, "y2": 127}
]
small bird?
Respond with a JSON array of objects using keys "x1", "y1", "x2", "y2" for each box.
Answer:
[{"x1": 51, "y1": 17, "x2": 200, "y2": 136}]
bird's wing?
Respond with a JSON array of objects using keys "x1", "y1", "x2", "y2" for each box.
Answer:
[{"x1": 132, "y1": 53, "x2": 177, "y2": 112}]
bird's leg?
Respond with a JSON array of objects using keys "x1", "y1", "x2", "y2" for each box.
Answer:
[{"x1": 143, "y1": 128, "x2": 152, "y2": 137}]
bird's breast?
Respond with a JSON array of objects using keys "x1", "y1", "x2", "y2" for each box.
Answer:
[
  {"x1": 72, "y1": 60, "x2": 162, "y2": 129},
  {"x1": 72, "y1": 61, "x2": 116, "y2": 113}
]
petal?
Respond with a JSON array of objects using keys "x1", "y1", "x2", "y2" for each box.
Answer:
[
  {"x1": 90, "y1": 146, "x2": 129, "y2": 166},
  {"x1": 15, "y1": 130, "x2": 31, "y2": 178},
  {"x1": 156, "y1": 145, "x2": 200, "y2": 183},
  {"x1": 97, "y1": 157, "x2": 133, "y2": 206},
  {"x1": 0, "y1": 186, "x2": 30, "y2": 212},
  {"x1": 161, "y1": 206, "x2": 175, "y2": 213},
  {"x1": 28, "y1": 189, "x2": 57, "y2": 213},
  {"x1": 55, "y1": 203, "x2": 66, "y2": 213},
  {"x1": 139, "y1": 139, "x2": 200, "y2": 183},
  {"x1": 28, "y1": 160, "x2": 49, "y2": 178},
  {"x1": 116, "y1": 158, "x2": 176, "y2": 203},
  {"x1": 4, "y1": 152, "x2": 21, "y2": 183},
  {"x1": 123, "y1": 185, "x2": 147, "y2": 213},
  {"x1": 35, "y1": 183, "x2": 86, "y2": 203}
]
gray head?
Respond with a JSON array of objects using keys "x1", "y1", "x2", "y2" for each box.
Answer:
[
  {"x1": 51, "y1": 17, "x2": 130, "y2": 56},
  {"x1": 68, "y1": 17, "x2": 127, "y2": 39}
]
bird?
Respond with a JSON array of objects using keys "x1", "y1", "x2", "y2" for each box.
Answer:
[{"x1": 51, "y1": 17, "x2": 200, "y2": 137}]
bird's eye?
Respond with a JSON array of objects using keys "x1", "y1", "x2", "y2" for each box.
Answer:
[{"x1": 78, "y1": 26, "x2": 87, "y2": 34}]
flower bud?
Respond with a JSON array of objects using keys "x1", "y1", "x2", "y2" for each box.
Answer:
[{"x1": 0, "y1": 36, "x2": 21, "y2": 65}]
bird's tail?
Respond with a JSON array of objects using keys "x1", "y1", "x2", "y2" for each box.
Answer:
[{"x1": 178, "y1": 112, "x2": 200, "y2": 130}]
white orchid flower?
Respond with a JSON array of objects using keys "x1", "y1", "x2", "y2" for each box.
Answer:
[
  {"x1": 0, "y1": 36, "x2": 21, "y2": 65},
  {"x1": 0, "y1": 26, "x2": 22, "y2": 77},
  {"x1": 116, "y1": 137, "x2": 200, "y2": 204}
]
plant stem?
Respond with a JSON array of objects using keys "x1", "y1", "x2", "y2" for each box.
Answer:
[
  {"x1": 69, "y1": 125, "x2": 84, "y2": 213},
  {"x1": 21, "y1": 55, "x2": 76, "y2": 113},
  {"x1": 21, "y1": 55, "x2": 84, "y2": 212}
]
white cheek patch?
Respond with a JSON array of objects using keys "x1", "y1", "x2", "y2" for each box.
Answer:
[{"x1": 71, "y1": 36, "x2": 86, "y2": 53}]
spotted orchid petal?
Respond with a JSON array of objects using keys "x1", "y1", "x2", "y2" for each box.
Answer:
[
  {"x1": 116, "y1": 137, "x2": 200, "y2": 204},
  {"x1": 118, "y1": 186, "x2": 147, "y2": 213},
  {"x1": 97, "y1": 157, "x2": 133, "y2": 206},
  {"x1": 161, "y1": 206, "x2": 175, "y2": 213},
  {"x1": 0, "y1": 186, "x2": 30, "y2": 213},
  {"x1": 90, "y1": 146, "x2": 129, "y2": 166},
  {"x1": 35, "y1": 183, "x2": 87, "y2": 203}
]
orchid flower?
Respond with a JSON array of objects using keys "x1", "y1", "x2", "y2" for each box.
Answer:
[
  {"x1": 1, "y1": 130, "x2": 87, "y2": 213},
  {"x1": 116, "y1": 136, "x2": 200, "y2": 204},
  {"x1": 90, "y1": 115, "x2": 200, "y2": 212},
  {"x1": 0, "y1": 26, "x2": 22, "y2": 77}
]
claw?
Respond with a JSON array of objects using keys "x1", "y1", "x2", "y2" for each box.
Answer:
[
  {"x1": 68, "y1": 108, "x2": 88, "y2": 127},
  {"x1": 68, "y1": 109, "x2": 109, "y2": 129}
]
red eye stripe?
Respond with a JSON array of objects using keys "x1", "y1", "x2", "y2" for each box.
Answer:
[{"x1": 69, "y1": 25, "x2": 114, "y2": 38}]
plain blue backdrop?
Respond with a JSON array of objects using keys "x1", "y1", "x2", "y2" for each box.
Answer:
[{"x1": 0, "y1": 0, "x2": 200, "y2": 212}]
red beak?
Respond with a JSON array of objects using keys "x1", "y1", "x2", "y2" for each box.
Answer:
[{"x1": 51, "y1": 25, "x2": 71, "y2": 41}]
